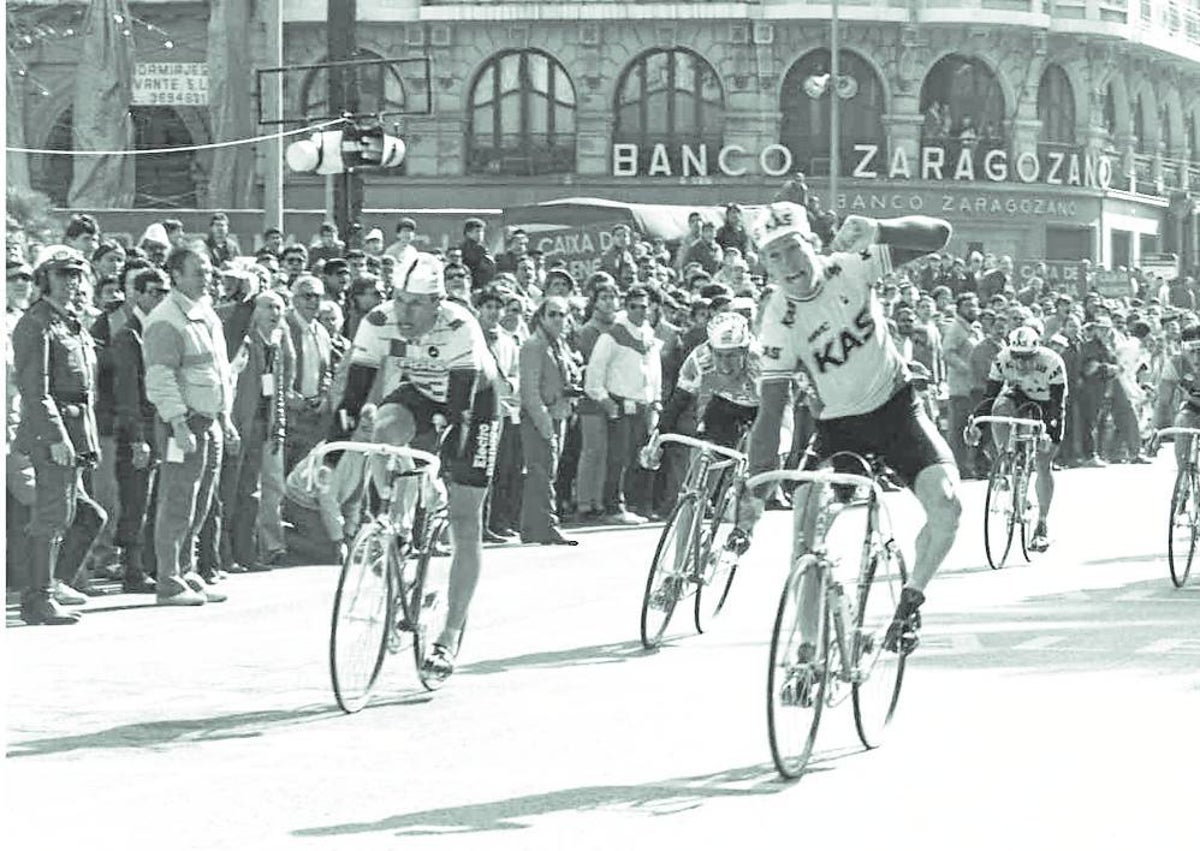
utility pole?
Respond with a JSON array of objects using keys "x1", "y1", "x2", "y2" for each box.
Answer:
[
  {"x1": 328, "y1": 0, "x2": 362, "y2": 248},
  {"x1": 829, "y1": 0, "x2": 840, "y2": 214},
  {"x1": 263, "y1": 0, "x2": 283, "y2": 233}
]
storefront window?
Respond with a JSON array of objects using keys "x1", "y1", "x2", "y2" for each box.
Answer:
[
  {"x1": 780, "y1": 49, "x2": 886, "y2": 177},
  {"x1": 467, "y1": 49, "x2": 576, "y2": 176},
  {"x1": 613, "y1": 48, "x2": 724, "y2": 174},
  {"x1": 1037, "y1": 64, "x2": 1075, "y2": 148}
]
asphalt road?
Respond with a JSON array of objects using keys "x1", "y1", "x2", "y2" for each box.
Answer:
[{"x1": 5, "y1": 454, "x2": 1198, "y2": 851}]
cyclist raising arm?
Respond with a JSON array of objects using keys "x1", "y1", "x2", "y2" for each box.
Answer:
[
  {"x1": 967, "y1": 324, "x2": 1067, "y2": 552},
  {"x1": 329, "y1": 254, "x2": 501, "y2": 677},
  {"x1": 737, "y1": 203, "x2": 958, "y2": 653}
]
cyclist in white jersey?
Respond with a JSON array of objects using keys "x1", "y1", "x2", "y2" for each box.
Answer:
[
  {"x1": 967, "y1": 324, "x2": 1067, "y2": 552},
  {"x1": 740, "y1": 203, "x2": 959, "y2": 654},
  {"x1": 328, "y1": 253, "x2": 501, "y2": 677}
]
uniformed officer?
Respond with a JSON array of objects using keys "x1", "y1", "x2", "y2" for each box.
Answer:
[{"x1": 12, "y1": 246, "x2": 107, "y2": 625}]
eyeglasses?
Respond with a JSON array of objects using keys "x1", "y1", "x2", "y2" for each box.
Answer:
[
  {"x1": 627, "y1": 303, "x2": 648, "y2": 310},
  {"x1": 284, "y1": 257, "x2": 304, "y2": 265},
  {"x1": 298, "y1": 292, "x2": 322, "y2": 301},
  {"x1": 545, "y1": 310, "x2": 567, "y2": 318},
  {"x1": 446, "y1": 275, "x2": 467, "y2": 282},
  {"x1": 149, "y1": 288, "x2": 171, "y2": 296}
]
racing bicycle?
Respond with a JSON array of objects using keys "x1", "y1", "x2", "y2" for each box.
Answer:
[
  {"x1": 747, "y1": 453, "x2": 909, "y2": 780},
  {"x1": 968, "y1": 410, "x2": 1047, "y2": 569},
  {"x1": 315, "y1": 440, "x2": 454, "y2": 713},
  {"x1": 638, "y1": 433, "x2": 748, "y2": 649},
  {"x1": 1156, "y1": 426, "x2": 1200, "y2": 588}
]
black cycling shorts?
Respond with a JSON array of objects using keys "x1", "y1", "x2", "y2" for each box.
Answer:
[
  {"x1": 995, "y1": 390, "x2": 1060, "y2": 445},
  {"x1": 381, "y1": 383, "x2": 501, "y2": 489},
  {"x1": 803, "y1": 383, "x2": 954, "y2": 487},
  {"x1": 701, "y1": 395, "x2": 758, "y2": 450}
]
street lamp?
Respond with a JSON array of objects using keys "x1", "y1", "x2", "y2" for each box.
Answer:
[{"x1": 802, "y1": 0, "x2": 857, "y2": 214}]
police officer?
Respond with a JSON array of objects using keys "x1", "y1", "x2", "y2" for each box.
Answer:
[{"x1": 11, "y1": 246, "x2": 106, "y2": 625}]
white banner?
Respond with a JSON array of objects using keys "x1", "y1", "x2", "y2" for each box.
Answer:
[{"x1": 132, "y1": 62, "x2": 209, "y2": 106}]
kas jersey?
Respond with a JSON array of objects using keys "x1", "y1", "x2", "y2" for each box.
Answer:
[
  {"x1": 350, "y1": 299, "x2": 494, "y2": 404},
  {"x1": 759, "y1": 247, "x2": 907, "y2": 420},
  {"x1": 987, "y1": 347, "x2": 1066, "y2": 402}
]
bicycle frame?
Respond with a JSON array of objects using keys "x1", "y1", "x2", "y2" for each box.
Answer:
[
  {"x1": 747, "y1": 466, "x2": 892, "y2": 687},
  {"x1": 973, "y1": 414, "x2": 1045, "y2": 532}
]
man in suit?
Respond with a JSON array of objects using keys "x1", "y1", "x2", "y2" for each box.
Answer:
[
  {"x1": 284, "y1": 274, "x2": 333, "y2": 473},
  {"x1": 111, "y1": 267, "x2": 172, "y2": 592},
  {"x1": 519, "y1": 296, "x2": 580, "y2": 545}
]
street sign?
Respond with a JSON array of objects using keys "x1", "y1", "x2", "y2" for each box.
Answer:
[{"x1": 132, "y1": 62, "x2": 209, "y2": 106}]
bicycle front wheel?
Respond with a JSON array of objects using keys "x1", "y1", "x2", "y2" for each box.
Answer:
[
  {"x1": 984, "y1": 456, "x2": 1015, "y2": 570},
  {"x1": 694, "y1": 476, "x2": 740, "y2": 633},
  {"x1": 852, "y1": 544, "x2": 908, "y2": 749},
  {"x1": 329, "y1": 521, "x2": 394, "y2": 713},
  {"x1": 767, "y1": 555, "x2": 828, "y2": 780},
  {"x1": 1168, "y1": 467, "x2": 1197, "y2": 588},
  {"x1": 640, "y1": 494, "x2": 698, "y2": 649}
]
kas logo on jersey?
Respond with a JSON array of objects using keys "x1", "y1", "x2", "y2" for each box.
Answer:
[{"x1": 811, "y1": 307, "x2": 875, "y2": 373}]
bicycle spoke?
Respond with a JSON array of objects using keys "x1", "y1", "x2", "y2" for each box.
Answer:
[
  {"x1": 640, "y1": 496, "x2": 697, "y2": 649},
  {"x1": 695, "y1": 480, "x2": 740, "y2": 633},
  {"x1": 1168, "y1": 468, "x2": 1196, "y2": 588},
  {"x1": 329, "y1": 524, "x2": 393, "y2": 713},
  {"x1": 984, "y1": 457, "x2": 1015, "y2": 570},
  {"x1": 767, "y1": 556, "x2": 827, "y2": 779},
  {"x1": 852, "y1": 542, "x2": 907, "y2": 749}
]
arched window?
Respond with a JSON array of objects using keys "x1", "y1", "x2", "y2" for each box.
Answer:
[
  {"x1": 613, "y1": 48, "x2": 724, "y2": 175},
  {"x1": 780, "y1": 49, "x2": 886, "y2": 177},
  {"x1": 919, "y1": 54, "x2": 1006, "y2": 145},
  {"x1": 466, "y1": 49, "x2": 576, "y2": 176},
  {"x1": 1037, "y1": 64, "x2": 1075, "y2": 147},
  {"x1": 131, "y1": 107, "x2": 197, "y2": 208},
  {"x1": 299, "y1": 49, "x2": 407, "y2": 122},
  {"x1": 32, "y1": 108, "x2": 73, "y2": 206}
]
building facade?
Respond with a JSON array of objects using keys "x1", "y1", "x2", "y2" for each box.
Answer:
[{"x1": 8, "y1": 0, "x2": 1200, "y2": 268}]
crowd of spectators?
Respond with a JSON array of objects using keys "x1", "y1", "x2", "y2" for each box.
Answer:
[{"x1": 5, "y1": 197, "x2": 1196, "y2": 623}]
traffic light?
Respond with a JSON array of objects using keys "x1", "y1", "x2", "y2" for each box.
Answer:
[{"x1": 285, "y1": 121, "x2": 405, "y2": 175}]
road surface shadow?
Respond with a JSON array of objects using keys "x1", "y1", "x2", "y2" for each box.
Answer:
[
  {"x1": 7, "y1": 703, "x2": 348, "y2": 758},
  {"x1": 292, "y1": 754, "x2": 858, "y2": 839},
  {"x1": 455, "y1": 639, "x2": 651, "y2": 677}
]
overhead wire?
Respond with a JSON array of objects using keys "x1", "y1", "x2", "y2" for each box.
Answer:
[{"x1": 7, "y1": 118, "x2": 346, "y2": 157}]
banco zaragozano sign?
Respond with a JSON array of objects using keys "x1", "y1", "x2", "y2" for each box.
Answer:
[{"x1": 611, "y1": 142, "x2": 1114, "y2": 189}]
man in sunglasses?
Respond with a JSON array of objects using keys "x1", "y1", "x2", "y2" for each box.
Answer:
[{"x1": 284, "y1": 275, "x2": 333, "y2": 473}]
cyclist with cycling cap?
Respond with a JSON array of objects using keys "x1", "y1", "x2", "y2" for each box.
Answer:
[
  {"x1": 738, "y1": 203, "x2": 956, "y2": 654},
  {"x1": 328, "y1": 253, "x2": 501, "y2": 678},
  {"x1": 967, "y1": 323, "x2": 1068, "y2": 552}
]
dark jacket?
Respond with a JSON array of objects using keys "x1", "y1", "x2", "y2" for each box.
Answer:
[
  {"x1": 520, "y1": 328, "x2": 579, "y2": 439},
  {"x1": 459, "y1": 239, "x2": 497, "y2": 288},
  {"x1": 12, "y1": 299, "x2": 99, "y2": 458},
  {"x1": 111, "y1": 311, "x2": 159, "y2": 447},
  {"x1": 229, "y1": 325, "x2": 295, "y2": 441},
  {"x1": 89, "y1": 304, "x2": 129, "y2": 437}
]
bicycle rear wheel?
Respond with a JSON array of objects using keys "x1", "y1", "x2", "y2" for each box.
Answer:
[
  {"x1": 640, "y1": 494, "x2": 698, "y2": 649},
  {"x1": 1168, "y1": 467, "x2": 1197, "y2": 588},
  {"x1": 852, "y1": 542, "x2": 908, "y2": 749},
  {"x1": 413, "y1": 515, "x2": 457, "y2": 690},
  {"x1": 984, "y1": 456, "x2": 1015, "y2": 570},
  {"x1": 767, "y1": 555, "x2": 828, "y2": 780},
  {"x1": 694, "y1": 476, "x2": 740, "y2": 633},
  {"x1": 329, "y1": 522, "x2": 394, "y2": 713}
]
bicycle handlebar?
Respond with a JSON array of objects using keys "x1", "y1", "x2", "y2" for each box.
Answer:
[
  {"x1": 654, "y1": 433, "x2": 747, "y2": 463},
  {"x1": 746, "y1": 468, "x2": 883, "y2": 499},
  {"x1": 971, "y1": 415, "x2": 1046, "y2": 433},
  {"x1": 315, "y1": 441, "x2": 442, "y2": 478},
  {"x1": 1156, "y1": 427, "x2": 1200, "y2": 439}
]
